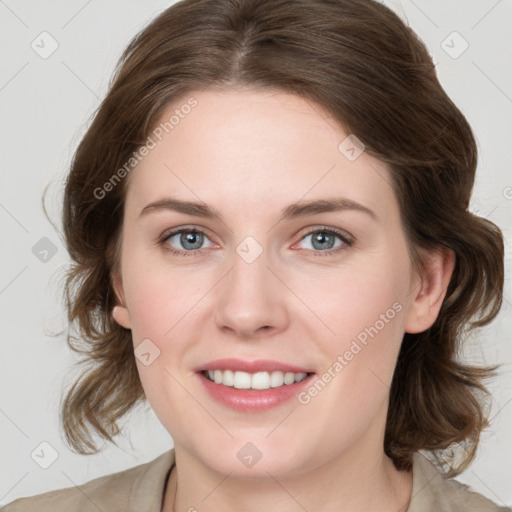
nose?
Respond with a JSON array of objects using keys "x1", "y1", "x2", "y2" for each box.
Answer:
[{"x1": 213, "y1": 245, "x2": 288, "y2": 340}]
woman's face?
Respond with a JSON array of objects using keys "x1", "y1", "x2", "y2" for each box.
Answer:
[{"x1": 113, "y1": 87, "x2": 436, "y2": 478}]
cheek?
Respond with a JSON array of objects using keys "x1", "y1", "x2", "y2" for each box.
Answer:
[
  {"x1": 310, "y1": 251, "x2": 410, "y2": 390},
  {"x1": 316, "y1": 254, "x2": 408, "y2": 339},
  {"x1": 121, "y1": 245, "x2": 205, "y2": 340},
  {"x1": 124, "y1": 275, "x2": 173, "y2": 340}
]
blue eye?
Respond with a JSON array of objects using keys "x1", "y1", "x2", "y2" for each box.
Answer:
[
  {"x1": 159, "y1": 226, "x2": 352, "y2": 257},
  {"x1": 295, "y1": 228, "x2": 352, "y2": 255},
  {"x1": 161, "y1": 228, "x2": 213, "y2": 256}
]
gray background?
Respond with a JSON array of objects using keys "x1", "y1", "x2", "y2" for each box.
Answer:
[{"x1": 0, "y1": 0, "x2": 511, "y2": 507}]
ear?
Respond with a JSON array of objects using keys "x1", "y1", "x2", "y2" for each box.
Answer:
[
  {"x1": 111, "y1": 268, "x2": 132, "y2": 329},
  {"x1": 404, "y1": 247, "x2": 455, "y2": 334}
]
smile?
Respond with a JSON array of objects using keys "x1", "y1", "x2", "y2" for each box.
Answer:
[{"x1": 203, "y1": 369, "x2": 309, "y2": 390}]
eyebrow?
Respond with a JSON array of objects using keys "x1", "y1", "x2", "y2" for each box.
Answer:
[{"x1": 139, "y1": 196, "x2": 377, "y2": 222}]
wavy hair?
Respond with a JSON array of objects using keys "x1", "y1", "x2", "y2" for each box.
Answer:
[{"x1": 59, "y1": 0, "x2": 504, "y2": 476}]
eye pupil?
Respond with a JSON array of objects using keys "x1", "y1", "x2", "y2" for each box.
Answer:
[
  {"x1": 312, "y1": 231, "x2": 335, "y2": 250},
  {"x1": 182, "y1": 231, "x2": 203, "y2": 250}
]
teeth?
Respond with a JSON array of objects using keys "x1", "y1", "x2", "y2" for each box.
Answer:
[
  {"x1": 234, "y1": 371, "x2": 252, "y2": 389},
  {"x1": 204, "y1": 370, "x2": 308, "y2": 390},
  {"x1": 222, "y1": 369, "x2": 234, "y2": 386},
  {"x1": 251, "y1": 371, "x2": 269, "y2": 390}
]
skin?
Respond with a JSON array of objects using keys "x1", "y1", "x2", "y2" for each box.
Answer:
[{"x1": 112, "y1": 87, "x2": 455, "y2": 512}]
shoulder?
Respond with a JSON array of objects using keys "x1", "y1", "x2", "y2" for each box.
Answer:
[
  {"x1": 409, "y1": 452, "x2": 511, "y2": 512},
  {"x1": 1, "y1": 449, "x2": 175, "y2": 512}
]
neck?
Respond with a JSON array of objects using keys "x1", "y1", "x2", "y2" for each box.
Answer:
[{"x1": 162, "y1": 441, "x2": 412, "y2": 512}]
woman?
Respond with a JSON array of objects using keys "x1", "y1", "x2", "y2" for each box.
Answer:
[{"x1": 3, "y1": 0, "x2": 509, "y2": 510}]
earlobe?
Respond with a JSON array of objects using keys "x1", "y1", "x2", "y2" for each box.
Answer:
[
  {"x1": 111, "y1": 270, "x2": 132, "y2": 329},
  {"x1": 112, "y1": 304, "x2": 132, "y2": 329},
  {"x1": 404, "y1": 248, "x2": 456, "y2": 334}
]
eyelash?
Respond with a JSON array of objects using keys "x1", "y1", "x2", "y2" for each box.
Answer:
[{"x1": 158, "y1": 225, "x2": 354, "y2": 257}]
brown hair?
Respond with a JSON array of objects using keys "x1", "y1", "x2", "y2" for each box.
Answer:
[{"x1": 60, "y1": 0, "x2": 504, "y2": 476}]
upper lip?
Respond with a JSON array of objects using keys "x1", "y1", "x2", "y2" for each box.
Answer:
[{"x1": 196, "y1": 358, "x2": 313, "y2": 374}]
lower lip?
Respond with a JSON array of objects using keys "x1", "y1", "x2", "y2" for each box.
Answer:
[{"x1": 197, "y1": 372, "x2": 315, "y2": 412}]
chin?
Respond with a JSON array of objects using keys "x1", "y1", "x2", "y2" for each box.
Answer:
[{"x1": 184, "y1": 432, "x2": 328, "y2": 480}]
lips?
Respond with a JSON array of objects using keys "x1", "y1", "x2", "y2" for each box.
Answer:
[
  {"x1": 196, "y1": 358, "x2": 312, "y2": 374},
  {"x1": 195, "y1": 358, "x2": 315, "y2": 412}
]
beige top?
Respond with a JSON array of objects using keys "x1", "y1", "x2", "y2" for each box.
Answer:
[{"x1": 2, "y1": 449, "x2": 510, "y2": 511}]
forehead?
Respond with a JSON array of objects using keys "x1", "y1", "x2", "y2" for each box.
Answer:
[{"x1": 124, "y1": 88, "x2": 398, "y2": 224}]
